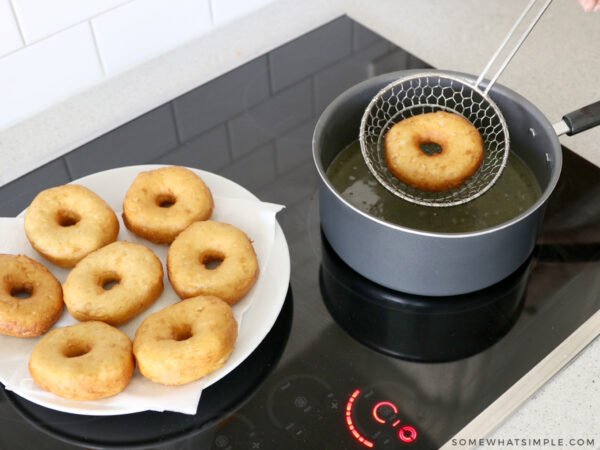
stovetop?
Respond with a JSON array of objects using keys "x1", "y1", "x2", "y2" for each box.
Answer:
[{"x1": 0, "y1": 16, "x2": 599, "y2": 450}]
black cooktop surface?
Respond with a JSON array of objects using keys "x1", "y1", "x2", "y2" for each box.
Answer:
[{"x1": 1, "y1": 16, "x2": 599, "y2": 450}]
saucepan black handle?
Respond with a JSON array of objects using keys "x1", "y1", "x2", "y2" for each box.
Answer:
[{"x1": 562, "y1": 100, "x2": 600, "y2": 136}]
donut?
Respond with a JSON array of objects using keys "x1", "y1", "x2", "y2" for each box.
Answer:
[
  {"x1": 29, "y1": 321, "x2": 134, "y2": 400},
  {"x1": 0, "y1": 254, "x2": 63, "y2": 338},
  {"x1": 133, "y1": 295, "x2": 238, "y2": 386},
  {"x1": 24, "y1": 184, "x2": 119, "y2": 268},
  {"x1": 167, "y1": 220, "x2": 259, "y2": 305},
  {"x1": 122, "y1": 166, "x2": 214, "y2": 244},
  {"x1": 385, "y1": 111, "x2": 484, "y2": 191},
  {"x1": 63, "y1": 241, "x2": 164, "y2": 326}
]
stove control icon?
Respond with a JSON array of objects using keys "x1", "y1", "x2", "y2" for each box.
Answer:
[{"x1": 345, "y1": 389, "x2": 418, "y2": 448}]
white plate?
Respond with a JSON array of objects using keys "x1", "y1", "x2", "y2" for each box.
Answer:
[{"x1": 3, "y1": 165, "x2": 289, "y2": 415}]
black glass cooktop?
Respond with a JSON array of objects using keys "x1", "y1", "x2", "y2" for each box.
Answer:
[{"x1": 1, "y1": 16, "x2": 599, "y2": 450}]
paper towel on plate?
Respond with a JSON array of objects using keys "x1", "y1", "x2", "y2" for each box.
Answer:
[{"x1": 0, "y1": 197, "x2": 283, "y2": 415}]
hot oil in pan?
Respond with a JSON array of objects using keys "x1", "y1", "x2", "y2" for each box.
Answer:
[{"x1": 326, "y1": 140, "x2": 542, "y2": 233}]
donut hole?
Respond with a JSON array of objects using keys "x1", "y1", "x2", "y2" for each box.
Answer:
[
  {"x1": 156, "y1": 193, "x2": 177, "y2": 208},
  {"x1": 63, "y1": 342, "x2": 92, "y2": 358},
  {"x1": 10, "y1": 283, "x2": 33, "y2": 299},
  {"x1": 100, "y1": 273, "x2": 121, "y2": 291},
  {"x1": 419, "y1": 141, "x2": 443, "y2": 156},
  {"x1": 56, "y1": 209, "x2": 81, "y2": 227},
  {"x1": 170, "y1": 323, "x2": 193, "y2": 342},
  {"x1": 200, "y1": 251, "x2": 225, "y2": 270}
]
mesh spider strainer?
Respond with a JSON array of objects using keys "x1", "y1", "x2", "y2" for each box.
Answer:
[{"x1": 359, "y1": 0, "x2": 553, "y2": 207}]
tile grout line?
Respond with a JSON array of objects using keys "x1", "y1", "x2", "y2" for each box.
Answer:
[
  {"x1": 224, "y1": 120, "x2": 235, "y2": 162},
  {"x1": 7, "y1": 0, "x2": 26, "y2": 46},
  {"x1": 266, "y1": 22, "x2": 354, "y2": 95},
  {"x1": 272, "y1": 137, "x2": 280, "y2": 174},
  {"x1": 63, "y1": 156, "x2": 74, "y2": 180},
  {"x1": 88, "y1": 21, "x2": 106, "y2": 76},
  {"x1": 0, "y1": 0, "x2": 138, "y2": 59},
  {"x1": 29, "y1": 0, "x2": 138, "y2": 46},
  {"x1": 268, "y1": 140, "x2": 277, "y2": 183},
  {"x1": 350, "y1": 18, "x2": 356, "y2": 51},
  {"x1": 266, "y1": 53, "x2": 274, "y2": 95},
  {"x1": 310, "y1": 75, "x2": 318, "y2": 118},
  {"x1": 169, "y1": 102, "x2": 184, "y2": 145},
  {"x1": 207, "y1": 0, "x2": 215, "y2": 25},
  {"x1": 61, "y1": 156, "x2": 73, "y2": 180}
]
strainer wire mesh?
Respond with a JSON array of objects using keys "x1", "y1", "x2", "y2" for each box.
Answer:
[{"x1": 359, "y1": 73, "x2": 509, "y2": 207}]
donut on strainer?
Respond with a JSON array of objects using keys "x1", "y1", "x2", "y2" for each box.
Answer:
[{"x1": 385, "y1": 111, "x2": 484, "y2": 192}]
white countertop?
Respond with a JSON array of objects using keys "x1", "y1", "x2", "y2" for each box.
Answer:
[{"x1": 0, "y1": 0, "x2": 598, "y2": 445}]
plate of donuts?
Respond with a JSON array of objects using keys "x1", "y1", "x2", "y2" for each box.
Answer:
[{"x1": 0, "y1": 165, "x2": 289, "y2": 415}]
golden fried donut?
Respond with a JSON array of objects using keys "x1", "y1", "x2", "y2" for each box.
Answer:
[
  {"x1": 0, "y1": 254, "x2": 63, "y2": 337},
  {"x1": 122, "y1": 166, "x2": 214, "y2": 244},
  {"x1": 167, "y1": 221, "x2": 259, "y2": 305},
  {"x1": 63, "y1": 241, "x2": 163, "y2": 326},
  {"x1": 133, "y1": 295, "x2": 237, "y2": 386},
  {"x1": 24, "y1": 185, "x2": 119, "y2": 268},
  {"x1": 385, "y1": 111, "x2": 484, "y2": 191},
  {"x1": 29, "y1": 321, "x2": 134, "y2": 400}
]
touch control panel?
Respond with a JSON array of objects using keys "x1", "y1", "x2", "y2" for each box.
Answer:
[{"x1": 346, "y1": 389, "x2": 418, "y2": 448}]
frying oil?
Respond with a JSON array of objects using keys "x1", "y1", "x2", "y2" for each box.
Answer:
[{"x1": 326, "y1": 140, "x2": 542, "y2": 233}]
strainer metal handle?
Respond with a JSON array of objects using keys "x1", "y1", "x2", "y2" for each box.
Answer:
[
  {"x1": 476, "y1": 0, "x2": 554, "y2": 95},
  {"x1": 359, "y1": 0, "x2": 555, "y2": 207}
]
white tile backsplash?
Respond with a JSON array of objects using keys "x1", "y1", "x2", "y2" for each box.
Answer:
[
  {"x1": 0, "y1": 0, "x2": 23, "y2": 57},
  {"x1": 210, "y1": 0, "x2": 276, "y2": 26},
  {"x1": 10, "y1": 0, "x2": 130, "y2": 44},
  {"x1": 92, "y1": 0, "x2": 213, "y2": 76},
  {"x1": 0, "y1": 23, "x2": 103, "y2": 130},
  {"x1": 0, "y1": 0, "x2": 279, "y2": 134}
]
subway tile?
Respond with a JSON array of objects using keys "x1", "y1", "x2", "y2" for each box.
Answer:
[
  {"x1": 210, "y1": 0, "x2": 275, "y2": 27},
  {"x1": 0, "y1": 23, "x2": 103, "y2": 131},
  {"x1": 270, "y1": 194, "x2": 317, "y2": 248},
  {"x1": 274, "y1": 119, "x2": 317, "y2": 174},
  {"x1": 268, "y1": 16, "x2": 352, "y2": 92},
  {"x1": 92, "y1": 0, "x2": 213, "y2": 76},
  {"x1": 368, "y1": 47, "x2": 411, "y2": 76},
  {"x1": 65, "y1": 104, "x2": 178, "y2": 178},
  {"x1": 173, "y1": 56, "x2": 270, "y2": 142},
  {"x1": 370, "y1": 46, "x2": 432, "y2": 73},
  {"x1": 352, "y1": 21, "x2": 381, "y2": 51},
  {"x1": 256, "y1": 159, "x2": 316, "y2": 207},
  {"x1": 11, "y1": 0, "x2": 128, "y2": 44},
  {"x1": 314, "y1": 40, "x2": 390, "y2": 114},
  {"x1": 0, "y1": 158, "x2": 70, "y2": 216},
  {"x1": 228, "y1": 79, "x2": 313, "y2": 159},
  {"x1": 218, "y1": 142, "x2": 276, "y2": 192},
  {"x1": 407, "y1": 53, "x2": 432, "y2": 69},
  {"x1": 154, "y1": 124, "x2": 231, "y2": 171},
  {"x1": 0, "y1": 0, "x2": 22, "y2": 56}
]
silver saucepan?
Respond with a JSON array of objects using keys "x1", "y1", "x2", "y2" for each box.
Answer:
[{"x1": 313, "y1": 70, "x2": 600, "y2": 296}]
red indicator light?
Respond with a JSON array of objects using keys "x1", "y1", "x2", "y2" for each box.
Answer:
[
  {"x1": 372, "y1": 401, "x2": 399, "y2": 424},
  {"x1": 345, "y1": 390, "x2": 375, "y2": 448},
  {"x1": 345, "y1": 389, "x2": 417, "y2": 447},
  {"x1": 398, "y1": 425, "x2": 418, "y2": 443}
]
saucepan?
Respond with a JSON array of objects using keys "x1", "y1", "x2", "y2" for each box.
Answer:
[{"x1": 313, "y1": 70, "x2": 600, "y2": 296}]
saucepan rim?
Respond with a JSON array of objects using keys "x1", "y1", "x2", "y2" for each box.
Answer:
[{"x1": 312, "y1": 69, "x2": 563, "y2": 239}]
